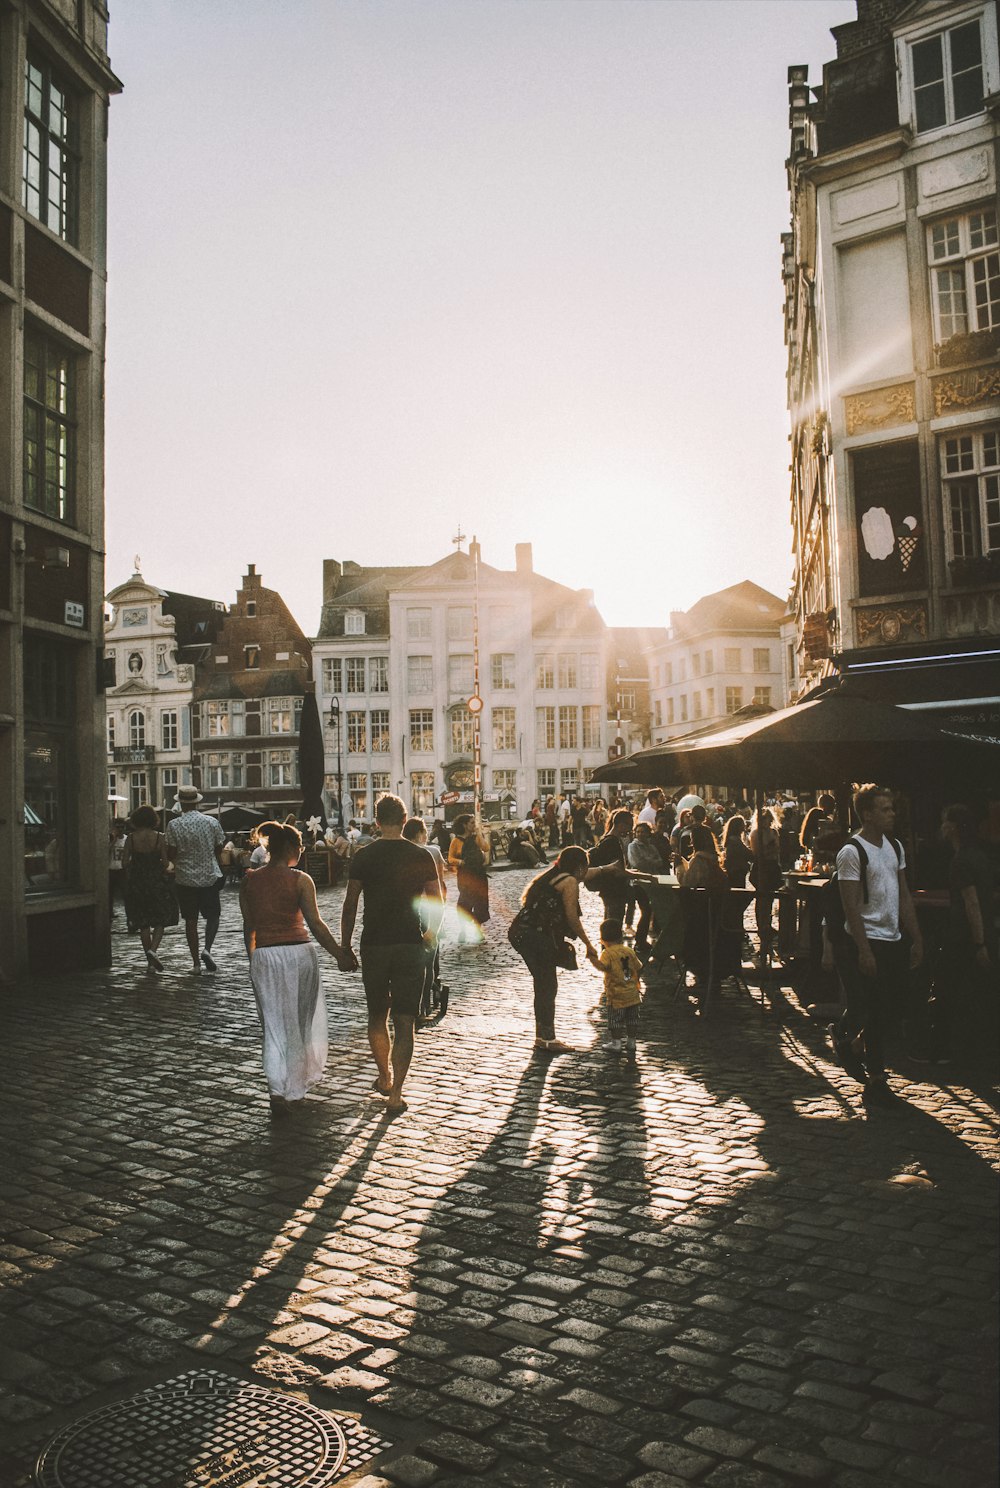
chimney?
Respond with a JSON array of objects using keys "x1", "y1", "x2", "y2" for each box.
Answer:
[
  {"x1": 323, "y1": 559, "x2": 342, "y2": 603},
  {"x1": 515, "y1": 543, "x2": 533, "y2": 574}
]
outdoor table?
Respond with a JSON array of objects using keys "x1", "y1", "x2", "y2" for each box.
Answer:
[
  {"x1": 776, "y1": 874, "x2": 829, "y2": 965},
  {"x1": 632, "y1": 876, "x2": 754, "y2": 1013}
]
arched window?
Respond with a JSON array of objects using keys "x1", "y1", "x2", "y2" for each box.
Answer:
[{"x1": 129, "y1": 710, "x2": 145, "y2": 748}]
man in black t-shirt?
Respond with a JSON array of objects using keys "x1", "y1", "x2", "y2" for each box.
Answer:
[{"x1": 341, "y1": 793, "x2": 443, "y2": 1115}]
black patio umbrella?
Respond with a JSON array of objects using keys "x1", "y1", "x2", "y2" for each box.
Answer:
[
  {"x1": 591, "y1": 689, "x2": 1000, "y2": 792},
  {"x1": 217, "y1": 805, "x2": 267, "y2": 832},
  {"x1": 298, "y1": 684, "x2": 327, "y2": 831}
]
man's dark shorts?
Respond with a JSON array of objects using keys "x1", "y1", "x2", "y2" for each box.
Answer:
[
  {"x1": 175, "y1": 883, "x2": 222, "y2": 922},
  {"x1": 361, "y1": 943, "x2": 428, "y2": 1018}
]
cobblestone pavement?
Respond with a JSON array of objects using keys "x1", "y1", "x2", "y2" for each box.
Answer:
[{"x1": 2, "y1": 870, "x2": 998, "y2": 1488}]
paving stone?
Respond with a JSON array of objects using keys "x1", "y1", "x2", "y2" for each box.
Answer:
[
  {"x1": 422, "y1": 1432, "x2": 499, "y2": 1472},
  {"x1": 638, "y1": 1442, "x2": 717, "y2": 1478},
  {"x1": 383, "y1": 1455, "x2": 440, "y2": 1486}
]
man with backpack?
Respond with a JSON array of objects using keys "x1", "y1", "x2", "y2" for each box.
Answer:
[{"x1": 829, "y1": 785, "x2": 923, "y2": 1107}]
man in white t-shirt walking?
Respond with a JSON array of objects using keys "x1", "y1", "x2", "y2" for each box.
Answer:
[
  {"x1": 165, "y1": 786, "x2": 226, "y2": 974},
  {"x1": 831, "y1": 785, "x2": 923, "y2": 1107}
]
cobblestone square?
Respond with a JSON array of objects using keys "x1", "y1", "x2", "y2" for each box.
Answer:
[{"x1": 1, "y1": 871, "x2": 997, "y2": 1486}]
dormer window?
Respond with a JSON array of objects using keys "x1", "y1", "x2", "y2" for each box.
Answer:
[
  {"x1": 345, "y1": 611, "x2": 365, "y2": 636},
  {"x1": 910, "y1": 16, "x2": 986, "y2": 132},
  {"x1": 246, "y1": 601, "x2": 256, "y2": 617}
]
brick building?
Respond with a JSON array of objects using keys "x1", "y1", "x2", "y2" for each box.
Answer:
[{"x1": 191, "y1": 566, "x2": 312, "y2": 816}]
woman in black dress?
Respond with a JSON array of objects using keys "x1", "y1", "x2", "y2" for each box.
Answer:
[{"x1": 122, "y1": 805, "x2": 178, "y2": 972}]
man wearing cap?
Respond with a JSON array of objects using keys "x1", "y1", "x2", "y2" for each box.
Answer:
[{"x1": 165, "y1": 786, "x2": 226, "y2": 973}]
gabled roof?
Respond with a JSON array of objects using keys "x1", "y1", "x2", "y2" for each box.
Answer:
[{"x1": 672, "y1": 581, "x2": 786, "y2": 640}]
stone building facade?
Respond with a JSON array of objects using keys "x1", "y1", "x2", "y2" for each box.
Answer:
[
  {"x1": 104, "y1": 565, "x2": 225, "y2": 815},
  {"x1": 312, "y1": 543, "x2": 611, "y2": 821},
  {"x1": 646, "y1": 582, "x2": 788, "y2": 745},
  {"x1": 0, "y1": 3, "x2": 120, "y2": 979},
  {"x1": 783, "y1": 0, "x2": 999, "y2": 723},
  {"x1": 190, "y1": 566, "x2": 312, "y2": 817}
]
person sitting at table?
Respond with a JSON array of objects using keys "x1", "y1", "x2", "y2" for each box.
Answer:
[
  {"x1": 800, "y1": 794, "x2": 838, "y2": 858},
  {"x1": 721, "y1": 815, "x2": 752, "y2": 888},
  {"x1": 677, "y1": 826, "x2": 729, "y2": 891}
]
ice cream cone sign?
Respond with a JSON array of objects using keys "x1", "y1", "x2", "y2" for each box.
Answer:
[{"x1": 896, "y1": 515, "x2": 921, "y2": 572}]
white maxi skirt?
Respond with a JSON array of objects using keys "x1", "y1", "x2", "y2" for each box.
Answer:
[{"x1": 250, "y1": 943, "x2": 328, "y2": 1100}]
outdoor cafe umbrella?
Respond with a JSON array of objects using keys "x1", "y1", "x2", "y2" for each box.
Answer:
[
  {"x1": 298, "y1": 683, "x2": 327, "y2": 831},
  {"x1": 591, "y1": 689, "x2": 1000, "y2": 792}
]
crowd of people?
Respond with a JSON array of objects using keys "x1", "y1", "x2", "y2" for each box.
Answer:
[{"x1": 111, "y1": 781, "x2": 997, "y2": 1119}]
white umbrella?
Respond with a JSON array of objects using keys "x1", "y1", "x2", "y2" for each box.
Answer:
[{"x1": 676, "y1": 793, "x2": 704, "y2": 813}]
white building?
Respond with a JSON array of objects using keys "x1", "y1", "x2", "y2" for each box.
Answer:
[
  {"x1": 104, "y1": 566, "x2": 224, "y2": 815},
  {"x1": 646, "y1": 582, "x2": 788, "y2": 744},
  {"x1": 312, "y1": 542, "x2": 611, "y2": 820}
]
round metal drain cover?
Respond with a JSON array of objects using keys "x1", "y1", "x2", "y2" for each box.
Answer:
[{"x1": 36, "y1": 1369, "x2": 349, "y2": 1487}]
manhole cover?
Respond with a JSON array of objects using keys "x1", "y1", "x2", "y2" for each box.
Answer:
[{"x1": 35, "y1": 1368, "x2": 389, "y2": 1487}]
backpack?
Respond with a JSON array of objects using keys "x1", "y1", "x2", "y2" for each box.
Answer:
[{"x1": 821, "y1": 835, "x2": 902, "y2": 941}]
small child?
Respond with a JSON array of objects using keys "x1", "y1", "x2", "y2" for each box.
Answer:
[{"x1": 598, "y1": 918, "x2": 643, "y2": 1058}]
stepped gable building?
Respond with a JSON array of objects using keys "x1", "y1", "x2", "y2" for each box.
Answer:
[
  {"x1": 783, "y1": 0, "x2": 1000, "y2": 732},
  {"x1": 607, "y1": 626, "x2": 668, "y2": 759},
  {"x1": 0, "y1": 3, "x2": 120, "y2": 980},
  {"x1": 646, "y1": 582, "x2": 788, "y2": 745},
  {"x1": 104, "y1": 565, "x2": 225, "y2": 816},
  {"x1": 191, "y1": 566, "x2": 312, "y2": 816},
  {"x1": 313, "y1": 542, "x2": 611, "y2": 821}
]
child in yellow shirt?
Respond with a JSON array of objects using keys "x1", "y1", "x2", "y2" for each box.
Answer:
[{"x1": 598, "y1": 918, "x2": 643, "y2": 1058}]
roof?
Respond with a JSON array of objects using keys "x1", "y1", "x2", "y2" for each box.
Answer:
[
  {"x1": 192, "y1": 669, "x2": 309, "y2": 703},
  {"x1": 670, "y1": 581, "x2": 787, "y2": 641}
]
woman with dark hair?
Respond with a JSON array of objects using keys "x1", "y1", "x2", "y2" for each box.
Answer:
[
  {"x1": 749, "y1": 806, "x2": 782, "y2": 964},
  {"x1": 586, "y1": 809, "x2": 634, "y2": 934},
  {"x1": 721, "y1": 815, "x2": 752, "y2": 888},
  {"x1": 240, "y1": 820, "x2": 352, "y2": 1115},
  {"x1": 452, "y1": 813, "x2": 491, "y2": 943},
  {"x1": 800, "y1": 793, "x2": 838, "y2": 855},
  {"x1": 509, "y1": 846, "x2": 600, "y2": 1052},
  {"x1": 122, "y1": 804, "x2": 178, "y2": 972}
]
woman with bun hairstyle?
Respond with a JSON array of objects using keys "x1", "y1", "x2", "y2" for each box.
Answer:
[{"x1": 240, "y1": 820, "x2": 354, "y2": 1115}]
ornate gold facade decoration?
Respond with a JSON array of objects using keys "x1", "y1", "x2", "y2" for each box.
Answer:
[
  {"x1": 855, "y1": 602, "x2": 928, "y2": 648},
  {"x1": 844, "y1": 383, "x2": 916, "y2": 437},
  {"x1": 932, "y1": 368, "x2": 1000, "y2": 416}
]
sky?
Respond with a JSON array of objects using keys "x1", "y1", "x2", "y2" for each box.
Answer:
[{"x1": 104, "y1": 0, "x2": 857, "y2": 636}]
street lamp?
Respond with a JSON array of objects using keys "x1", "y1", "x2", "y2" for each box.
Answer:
[{"x1": 327, "y1": 697, "x2": 344, "y2": 831}]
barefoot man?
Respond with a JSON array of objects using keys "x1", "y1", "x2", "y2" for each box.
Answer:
[{"x1": 340, "y1": 793, "x2": 443, "y2": 1115}]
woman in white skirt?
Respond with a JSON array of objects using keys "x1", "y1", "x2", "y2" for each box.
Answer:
[{"x1": 240, "y1": 821, "x2": 352, "y2": 1116}]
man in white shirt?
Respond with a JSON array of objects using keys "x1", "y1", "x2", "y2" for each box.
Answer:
[
  {"x1": 637, "y1": 789, "x2": 666, "y2": 826},
  {"x1": 165, "y1": 786, "x2": 225, "y2": 973},
  {"x1": 831, "y1": 785, "x2": 923, "y2": 1107}
]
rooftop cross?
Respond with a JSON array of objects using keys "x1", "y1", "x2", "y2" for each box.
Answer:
[{"x1": 452, "y1": 525, "x2": 466, "y2": 553}]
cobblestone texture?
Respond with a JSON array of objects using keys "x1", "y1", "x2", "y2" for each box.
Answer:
[{"x1": 0, "y1": 872, "x2": 997, "y2": 1486}]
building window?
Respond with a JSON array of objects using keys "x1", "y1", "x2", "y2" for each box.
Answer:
[
  {"x1": 652, "y1": 664, "x2": 660, "y2": 688},
  {"x1": 692, "y1": 653, "x2": 702, "y2": 677},
  {"x1": 557, "y1": 654, "x2": 577, "y2": 690},
  {"x1": 410, "y1": 771, "x2": 435, "y2": 815},
  {"x1": 128, "y1": 710, "x2": 146, "y2": 748},
  {"x1": 724, "y1": 647, "x2": 742, "y2": 671},
  {"x1": 678, "y1": 657, "x2": 686, "y2": 682},
  {"x1": 560, "y1": 767, "x2": 578, "y2": 793},
  {"x1": 704, "y1": 649, "x2": 714, "y2": 673},
  {"x1": 537, "y1": 768, "x2": 556, "y2": 795},
  {"x1": 344, "y1": 611, "x2": 365, "y2": 636},
  {"x1": 493, "y1": 768, "x2": 517, "y2": 791},
  {"x1": 753, "y1": 687, "x2": 772, "y2": 707},
  {"x1": 706, "y1": 687, "x2": 715, "y2": 716},
  {"x1": 371, "y1": 771, "x2": 391, "y2": 793},
  {"x1": 161, "y1": 711, "x2": 178, "y2": 751},
  {"x1": 726, "y1": 686, "x2": 743, "y2": 713},
  {"x1": 536, "y1": 706, "x2": 556, "y2": 750},
  {"x1": 654, "y1": 699, "x2": 662, "y2": 727},
  {"x1": 205, "y1": 753, "x2": 229, "y2": 789},
  {"x1": 450, "y1": 708, "x2": 474, "y2": 755},
  {"x1": 492, "y1": 706, "x2": 517, "y2": 752},
  {"x1": 448, "y1": 653, "x2": 474, "y2": 696},
  {"x1": 266, "y1": 698, "x2": 292, "y2": 734},
  {"x1": 536, "y1": 654, "x2": 554, "y2": 689},
  {"x1": 407, "y1": 655, "x2": 433, "y2": 693},
  {"x1": 407, "y1": 607, "x2": 431, "y2": 640},
  {"x1": 928, "y1": 208, "x2": 998, "y2": 344},
  {"x1": 370, "y1": 709, "x2": 390, "y2": 752},
  {"x1": 663, "y1": 662, "x2": 673, "y2": 686},
  {"x1": 618, "y1": 688, "x2": 636, "y2": 713},
  {"x1": 347, "y1": 772, "x2": 368, "y2": 817},
  {"x1": 942, "y1": 428, "x2": 999, "y2": 558},
  {"x1": 161, "y1": 768, "x2": 178, "y2": 809},
  {"x1": 666, "y1": 697, "x2": 675, "y2": 725},
  {"x1": 129, "y1": 770, "x2": 149, "y2": 814},
  {"x1": 580, "y1": 652, "x2": 599, "y2": 690},
  {"x1": 243, "y1": 644, "x2": 260, "y2": 670},
  {"x1": 693, "y1": 691, "x2": 703, "y2": 720},
  {"x1": 24, "y1": 330, "x2": 76, "y2": 522},
  {"x1": 370, "y1": 656, "x2": 388, "y2": 693},
  {"x1": 679, "y1": 695, "x2": 688, "y2": 723},
  {"x1": 581, "y1": 705, "x2": 601, "y2": 749},
  {"x1": 322, "y1": 658, "x2": 342, "y2": 694},
  {"x1": 107, "y1": 714, "x2": 115, "y2": 754},
  {"x1": 231, "y1": 752, "x2": 244, "y2": 788},
  {"x1": 204, "y1": 701, "x2": 229, "y2": 738},
  {"x1": 268, "y1": 750, "x2": 294, "y2": 787},
  {"x1": 447, "y1": 607, "x2": 473, "y2": 640},
  {"x1": 347, "y1": 710, "x2": 367, "y2": 752},
  {"x1": 491, "y1": 653, "x2": 515, "y2": 690},
  {"x1": 753, "y1": 648, "x2": 771, "y2": 673},
  {"x1": 23, "y1": 54, "x2": 78, "y2": 242},
  {"x1": 911, "y1": 19, "x2": 985, "y2": 133},
  {"x1": 343, "y1": 657, "x2": 365, "y2": 693},
  {"x1": 558, "y1": 706, "x2": 578, "y2": 750},
  {"x1": 245, "y1": 601, "x2": 256, "y2": 618},
  {"x1": 24, "y1": 636, "x2": 76, "y2": 893},
  {"x1": 409, "y1": 709, "x2": 434, "y2": 752}
]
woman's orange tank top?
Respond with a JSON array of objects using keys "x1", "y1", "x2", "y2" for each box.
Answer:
[{"x1": 244, "y1": 867, "x2": 309, "y2": 947}]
